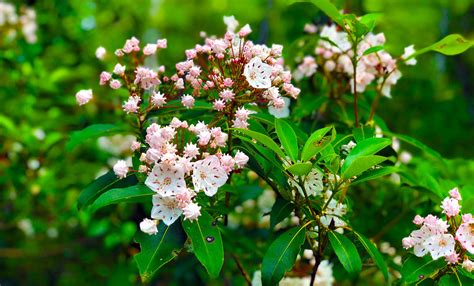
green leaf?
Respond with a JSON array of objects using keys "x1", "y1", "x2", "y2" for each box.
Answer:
[
  {"x1": 270, "y1": 198, "x2": 295, "y2": 229},
  {"x1": 67, "y1": 124, "x2": 129, "y2": 151},
  {"x1": 384, "y1": 132, "x2": 443, "y2": 161},
  {"x1": 353, "y1": 231, "x2": 389, "y2": 281},
  {"x1": 235, "y1": 128, "x2": 285, "y2": 158},
  {"x1": 77, "y1": 170, "x2": 138, "y2": 210},
  {"x1": 363, "y1": 45, "x2": 384, "y2": 56},
  {"x1": 89, "y1": 184, "x2": 154, "y2": 212},
  {"x1": 275, "y1": 118, "x2": 299, "y2": 162},
  {"x1": 134, "y1": 222, "x2": 185, "y2": 283},
  {"x1": 261, "y1": 225, "x2": 307, "y2": 286},
  {"x1": 301, "y1": 127, "x2": 334, "y2": 161},
  {"x1": 286, "y1": 162, "x2": 313, "y2": 176},
  {"x1": 351, "y1": 166, "x2": 398, "y2": 185},
  {"x1": 359, "y1": 13, "x2": 382, "y2": 32},
  {"x1": 341, "y1": 137, "x2": 391, "y2": 174},
  {"x1": 400, "y1": 256, "x2": 445, "y2": 284},
  {"x1": 411, "y1": 34, "x2": 473, "y2": 58},
  {"x1": 342, "y1": 155, "x2": 387, "y2": 180},
  {"x1": 328, "y1": 231, "x2": 362, "y2": 277},
  {"x1": 182, "y1": 211, "x2": 224, "y2": 278},
  {"x1": 439, "y1": 274, "x2": 467, "y2": 286},
  {"x1": 310, "y1": 0, "x2": 344, "y2": 26}
]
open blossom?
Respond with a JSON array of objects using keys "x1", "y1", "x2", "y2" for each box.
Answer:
[
  {"x1": 243, "y1": 57, "x2": 273, "y2": 89},
  {"x1": 75, "y1": 89, "x2": 93, "y2": 106},
  {"x1": 456, "y1": 218, "x2": 474, "y2": 254},
  {"x1": 192, "y1": 155, "x2": 228, "y2": 196},
  {"x1": 151, "y1": 193, "x2": 183, "y2": 226},
  {"x1": 139, "y1": 218, "x2": 158, "y2": 235},
  {"x1": 304, "y1": 169, "x2": 324, "y2": 197},
  {"x1": 423, "y1": 233, "x2": 455, "y2": 259},
  {"x1": 113, "y1": 160, "x2": 128, "y2": 178},
  {"x1": 95, "y1": 46, "x2": 106, "y2": 60},
  {"x1": 145, "y1": 163, "x2": 186, "y2": 196}
]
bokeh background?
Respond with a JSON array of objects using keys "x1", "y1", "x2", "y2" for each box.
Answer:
[{"x1": 1, "y1": 0, "x2": 472, "y2": 285}]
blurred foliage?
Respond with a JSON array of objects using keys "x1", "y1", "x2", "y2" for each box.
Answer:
[{"x1": 0, "y1": 0, "x2": 472, "y2": 285}]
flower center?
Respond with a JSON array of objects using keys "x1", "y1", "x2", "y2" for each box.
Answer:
[
  {"x1": 163, "y1": 177, "x2": 172, "y2": 185},
  {"x1": 438, "y1": 239, "x2": 447, "y2": 247},
  {"x1": 200, "y1": 172, "x2": 207, "y2": 179}
]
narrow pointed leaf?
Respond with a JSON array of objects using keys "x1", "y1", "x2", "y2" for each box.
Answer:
[
  {"x1": 235, "y1": 128, "x2": 285, "y2": 158},
  {"x1": 90, "y1": 184, "x2": 154, "y2": 212},
  {"x1": 67, "y1": 124, "x2": 129, "y2": 151},
  {"x1": 182, "y1": 211, "x2": 224, "y2": 278},
  {"x1": 301, "y1": 126, "x2": 334, "y2": 161},
  {"x1": 261, "y1": 225, "x2": 307, "y2": 285},
  {"x1": 342, "y1": 155, "x2": 387, "y2": 180},
  {"x1": 311, "y1": 0, "x2": 344, "y2": 26},
  {"x1": 341, "y1": 137, "x2": 391, "y2": 174},
  {"x1": 351, "y1": 166, "x2": 398, "y2": 185},
  {"x1": 411, "y1": 34, "x2": 473, "y2": 58},
  {"x1": 270, "y1": 198, "x2": 295, "y2": 229},
  {"x1": 353, "y1": 231, "x2": 389, "y2": 281},
  {"x1": 400, "y1": 256, "x2": 445, "y2": 284},
  {"x1": 275, "y1": 118, "x2": 299, "y2": 162},
  {"x1": 328, "y1": 231, "x2": 362, "y2": 277}
]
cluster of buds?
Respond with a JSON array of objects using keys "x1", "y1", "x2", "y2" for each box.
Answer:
[
  {"x1": 0, "y1": 2, "x2": 37, "y2": 44},
  {"x1": 113, "y1": 118, "x2": 249, "y2": 234},
  {"x1": 294, "y1": 23, "x2": 416, "y2": 98},
  {"x1": 172, "y1": 15, "x2": 300, "y2": 120},
  {"x1": 402, "y1": 188, "x2": 473, "y2": 272}
]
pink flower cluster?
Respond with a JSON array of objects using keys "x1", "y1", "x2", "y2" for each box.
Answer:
[
  {"x1": 402, "y1": 188, "x2": 473, "y2": 272},
  {"x1": 113, "y1": 118, "x2": 249, "y2": 234},
  {"x1": 294, "y1": 23, "x2": 416, "y2": 98},
  {"x1": 171, "y1": 15, "x2": 300, "y2": 122}
]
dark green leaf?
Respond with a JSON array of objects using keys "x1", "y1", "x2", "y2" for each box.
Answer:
[
  {"x1": 261, "y1": 225, "x2": 307, "y2": 286},
  {"x1": 353, "y1": 231, "x2": 389, "y2": 281},
  {"x1": 77, "y1": 170, "x2": 138, "y2": 210},
  {"x1": 67, "y1": 124, "x2": 129, "y2": 151},
  {"x1": 342, "y1": 155, "x2": 387, "y2": 180},
  {"x1": 90, "y1": 184, "x2": 154, "y2": 212},
  {"x1": 275, "y1": 118, "x2": 299, "y2": 162},
  {"x1": 400, "y1": 256, "x2": 445, "y2": 284},
  {"x1": 351, "y1": 166, "x2": 398, "y2": 185},
  {"x1": 384, "y1": 132, "x2": 443, "y2": 161},
  {"x1": 270, "y1": 198, "x2": 295, "y2": 229},
  {"x1": 235, "y1": 128, "x2": 285, "y2": 158},
  {"x1": 310, "y1": 0, "x2": 344, "y2": 26},
  {"x1": 328, "y1": 231, "x2": 362, "y2": 277},
  {"x1": 341, "y1": 137, "x2": 391, "y2": 175},
  {"x1": 182, "y1": 211, "x2": 224, "y2": 278},
  {"x1": 134, "y1": 222, "x2": 185, "y2": 283}
]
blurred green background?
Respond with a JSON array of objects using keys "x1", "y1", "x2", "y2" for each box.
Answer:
[{"x1": 0, "y1": 0, "x2": 472, "y2": 285}]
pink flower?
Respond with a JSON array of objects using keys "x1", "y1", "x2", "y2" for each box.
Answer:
[
  {"x1": 223, "y1": 78, "x2": 234, "y2": 87},
  {"x1": 185, "y1": 49, "x2": 197, "y2": 59},
  {"x1": 75, "y1": 89, "x2": 93, "y2": 106},
  {"x1": 184, "y1": 143, "x2": 199, "y2": 159},
  {"x1": 131, "y1": 141, "x2": 141, "y2": 152},
  {"x1": 234, "y1": 150, "x2": 249, "y2": 168},
  {"x1": 441, "y1": 197, "x2": 460, "y2": 217},
  {"x1": 134, "y1": 67, "x2": 159, "y2": 90},
  {"x1": 456, "y1": 221, "x2": 473, "y2": 254},
  {"x1": 181, "y1": 95, "x2": 195, "y2": 109},
  {"x1": 122, "y1": 96, "x2": 141, "y2": 113},
  {"x1": 271, "y1": 44, "x2": 283, "y2": 57},
  {"x1": 449, "y1": 187, "x2": 462, "y2": 200},
  {"x1": 99, "y1": 71, "x2": 111, "y2": 85},
  {"x1": 175, "y1": 189, "x2": 193, "y2": 209},
  {"x1": 113, "y1": 160, "x2": 128, "y2": 178},
  {"x1": 113, "y1": 64, "x2": 125, "y2": 76},
  {"x1": 219, "y1": 89, "x2": 234, "y2": 101},
  {"x1": 223, "y1": 15, "x2": 239, "y2": 33},
  {"x1": 413, "y1": 215, "x2": 424, "y2": 225},
  {"x1": 183, "y1": 202, "x2": 201, "y2": 222},
  {"x1": 213, "y1": 99, "x2": 226, "y2": 111},
  {"x1": 232, "y1": 118, "x2": 249, "y2": 129},
  {"x1": 145, "y1": 148, "x2": 161, "y2": 162},
  {"x1": 445, "y1": 252, "x2": 459, "y2": 264},
  {"x1": 109, "y1": 79, "x2": 121, "y2": 89},
  {"x1": 462, "y1": 259, "x2": 474, "y2": 272},
  {"x1": 156, "y1": 39, "x2": 167, "y2": 49},
  {"x1": 402, "y1": 237, "x2": 415, "y2": 249},
  {"x1": 151, "y1": 91, "x2": 166, "y2": 107},
  {"x1": 235, "y1": 106, "x2": 254, "y2": 121},
  {"x1": 192, "y1": 155, "x2": 228, "y2": 196},
  {"x1": 143, "y1": 43, "x2": 157, "y2": 55},
  {"x1": 123, "y1": 36, "x2": 140, "y2": 53},
  {"x1": 238, "y1": 24, "x2": 252, "y2": 37}
]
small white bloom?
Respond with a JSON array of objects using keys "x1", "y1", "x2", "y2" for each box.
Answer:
[
  {"x1": 423, "y1": 233, "x2": 455, "y2": 260},
  {"x1": 139, "y1": 218, "x2": 158, "y2": 235},
  {"x1": 95, "y1": 46, "x2": 106, "y2": 60},
  {"x1": 268, "y1": 97, "x2": 291, "y2": 118},
  {"x1": 223, "y1": 15, "x2": 239, "y2": 33},
  {"x1": 234, "y1": 150, "x2": 249, "y2": 169},
  {"x1": 151, "y1": 91, "x2": 167, "y2": 107},
  {"x1": 145, "y1": 163, "x2": 186, "y2": 196},
  {"x1": 151, "y1": 194, "x2": 183, "y2": 226},
  {"x1": 113, "y1": 63, "x2": 126, "y2": 76},
  {"x1": 304, "y1": 169, "x2": 324, "y2": 196},
  {"x1": 243, "y1": 57, "x2": 273, "y2": 89},
  {"x1": 113, "y1": 160, "x2": 128, "y2": 178},
  {"x1": 75, "y1": 89, "x2": 93, "y2": 106},
  {"x1": 402, "y1": 45, "x2": 417, "y2": 65},
  {"x1": 183, "y1": 202, "x2": 201, "y2": 222}
]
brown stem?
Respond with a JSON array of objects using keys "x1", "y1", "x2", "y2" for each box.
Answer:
[{"x1": 231, "y1": 254, "x2": 252, "y2": 285}]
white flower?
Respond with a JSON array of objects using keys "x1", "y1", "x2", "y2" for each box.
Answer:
[
  {"x1": 223, "y1": 15, "x2": 239, "y2": 32},
  {"x1": 402, "y1": 45, "x2": 417, "y2": 65},
  {"x1": 183, "y1": 202, "x2": 201, "y2": 222},
  {"x1": 234, "y1": 150, "x2": 249, "y2": 169},
  {"x1": 122, "y1": 96, "x2": 141, "y2": 113},
  {"x1": 268, "y1": 97, "x2": 291, "y2": 118},
  {"x1": 456, "y1": 221, "x2": 473, "y2": 254},
  {"x1": 139, "y1": 218, "x2": 158, "y2": 235},
  {"x1": 181, "y1": 95, "x2": 195, "y2": 109},
  {"x1": 423, "y1": 233, "x2": 455, "y2": 260},
  {"x1": 113, "y1": 63, "x2": 126, "y2": 76},
  {"x1": 320, "y1": 199, "x2": 347, "y2": 229},
  {"x1": 113, "y1": 160, "x2": 128, "y2": 178},
  {"x1": 462, "y1": 259, "x2": 474, "y2": 272},
  {"x1": 304, "y1": 169, "x2": 324, "y2": 196},
  {"x1": 151, "y1": 193, "x2": 183, "y2": 225},
  {"x1": 151, "y1": 91, "x2": 167, "y2": 107},
  {"x1": 95, "y1": 46, "x2": 106, "y2": 60},
  {"x1": 315, "y1": 260, "x2": 335, "y2": 286},
  {"x1": 145, "y1": 162, "x2": 186, "y2": 196},
  {"x1": 243, "y1": 57, "x2": 273, "y2": 89},
  {"x1": 192, "y1": 155, "x2": 228, "y2": 196},
  {"x1": 75, "y1": 89, "x2": 93, "y2": 106}
]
